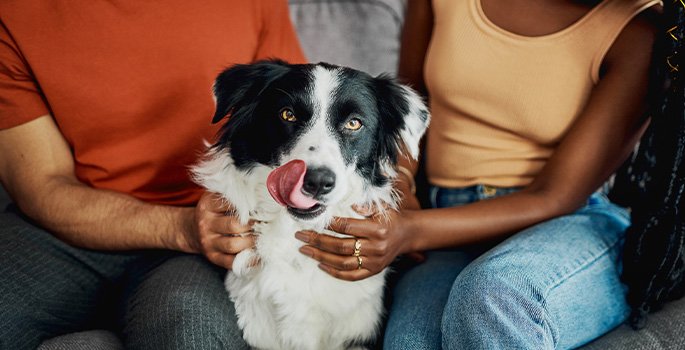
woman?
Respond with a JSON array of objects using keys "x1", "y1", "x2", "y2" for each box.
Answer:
[{"x1": 294, "y1": 0, "x2": 661, "y2": 348}]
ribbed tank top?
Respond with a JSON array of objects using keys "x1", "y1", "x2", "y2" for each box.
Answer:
[{"x1": 424, "y1": 0, "x2": 660, "y2": 188}]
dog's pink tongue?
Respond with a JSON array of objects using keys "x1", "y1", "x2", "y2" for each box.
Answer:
[{"x1": 267, "y1": 160, "x2": 319, "y2": 209}]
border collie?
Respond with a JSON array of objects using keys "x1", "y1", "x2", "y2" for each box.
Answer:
[{"x1": 193, "y1": 60, "x2": 429, "y2": 350}]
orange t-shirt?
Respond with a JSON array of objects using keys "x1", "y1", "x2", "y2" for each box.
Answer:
[{"x1": 0, "y1": 0, "x2": 306, "y2": 206}]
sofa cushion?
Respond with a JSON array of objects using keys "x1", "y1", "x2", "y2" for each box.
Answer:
[
  {"x1": 37, "y1": 330, "x2": 124, "y2": 350},
  {"x1": 580, "y1": 296, "x2": 685, "y2": 349},
  {"x1": 289, "y1": 0, "x2": 406, "y2": 76}
]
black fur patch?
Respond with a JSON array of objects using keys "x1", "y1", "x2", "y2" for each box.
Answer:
[
  {"x1": 212, "y1": 60, "x2": 313, "y2": 169},
  {"x1": 211, "y1": 60, "x2": 420, "y2": 185}
]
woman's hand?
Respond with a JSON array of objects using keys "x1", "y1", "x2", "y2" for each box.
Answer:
[
  {"x1": 182, "y1": 191, "x2": 255, "y2": 269},
  {"x1": 295, "y1": 207, "x2": 417, "y2": 281}
]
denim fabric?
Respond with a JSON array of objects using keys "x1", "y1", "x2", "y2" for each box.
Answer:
[{"x1": 384, "y1": 185, "x2": 630, "y2": 350}]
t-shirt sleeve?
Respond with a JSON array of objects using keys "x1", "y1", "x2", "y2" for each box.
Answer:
[
  {"x1": 254, "y1": 0, "x2": 308, "y2": 64},
  {"x1": 0, "y1": 21, "x2": 50, "y2": 130}
]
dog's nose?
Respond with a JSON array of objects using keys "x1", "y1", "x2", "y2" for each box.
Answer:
[{"x1": 303, "y1": 167, "x2": 336, "y2": 198}]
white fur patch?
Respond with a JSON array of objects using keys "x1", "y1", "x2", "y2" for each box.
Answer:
[{"x1": 398, "y1": 85, "x2": 430, "y2": 160}]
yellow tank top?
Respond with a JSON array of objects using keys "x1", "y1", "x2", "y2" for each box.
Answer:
[{"x1": 424, "y1": 0, "x2": 659, "y2": 188}]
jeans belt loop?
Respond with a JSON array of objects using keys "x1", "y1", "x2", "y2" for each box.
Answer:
[{"x1": 482, "y1": 184, "x2": 498, "y2": 197}]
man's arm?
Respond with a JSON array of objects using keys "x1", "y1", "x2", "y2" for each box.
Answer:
[
  {"x1": 0, "y1": 115, "x2": 195, "y2": 251},
  {"x1": 0, "y1": 115, "x2": 253, "y2": 268}
]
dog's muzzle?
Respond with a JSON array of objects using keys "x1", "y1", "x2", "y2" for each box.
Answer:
[{"x1": 267, "y1": 160, "x2": 332, "y2": 220}]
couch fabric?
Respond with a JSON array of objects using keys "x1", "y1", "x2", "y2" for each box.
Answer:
[
  {"x1": 37, "y1": 331, "x2": 124, "y2": 350},
  {"x1": 0, "y1": 0, "x2": 675, "y2": 348},
  {"x1": 582, "y1": 298, "x2": 685, "y2": 349},
  {"x1": 289, "y1": 0, "x2": 406, "y2": 76}
]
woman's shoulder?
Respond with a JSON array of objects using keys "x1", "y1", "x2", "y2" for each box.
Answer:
[{"x1": 602, "y1": 1, "x2": 661, "y2": 76}]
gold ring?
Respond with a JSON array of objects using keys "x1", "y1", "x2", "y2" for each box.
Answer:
[
  {"x1": 353, "y1": 239, "x2": 362, "y2": 257},
  {"x1": 357, "y1": 256, "x2": 363, "y2": 270}
]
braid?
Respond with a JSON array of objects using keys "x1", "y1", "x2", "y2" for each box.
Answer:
[{"x1": 613, "y1": 0, "x2": 685, "y2": 329}]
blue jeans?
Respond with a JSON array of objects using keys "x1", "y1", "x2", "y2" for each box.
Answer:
[{"x1": 384, "y1": 185, "x2": 631, "y2": 350}]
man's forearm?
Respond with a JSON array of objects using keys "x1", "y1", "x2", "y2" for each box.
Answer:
[{"x1": 16, "y1": 176, "x2": 196, "y2": 252}]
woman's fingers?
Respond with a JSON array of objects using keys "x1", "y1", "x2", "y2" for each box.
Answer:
[
  {"x1": 298, "y1": 244, "x2": 382, "y2": 281},
  {"x1": 296, "y1": 230, "x2": 390, "y2": 280},
  {"x1": 295, "y1": 230, "x2": 361, "y2": 255},
  {"x1": 297, "y1": 208, "x2": 413, "y2": 281},
  {"x1": 299, "y1": 245, "x2": 369, "y2": 271},
  {"x1": 296, "y1": 230, "x2": 390, "y2": 257},
  {"x1": 327, "y1": 217, "x2": 387, "y2": 240}
]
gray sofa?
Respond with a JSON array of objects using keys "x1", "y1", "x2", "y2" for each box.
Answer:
[{"x1": 0, "y1": 0, "x2": 681, "y2": 348}]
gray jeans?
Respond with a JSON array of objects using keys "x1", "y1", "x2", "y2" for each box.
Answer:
[{"x1": 0, "y1": 204, "x2": 247, "y2": 350}]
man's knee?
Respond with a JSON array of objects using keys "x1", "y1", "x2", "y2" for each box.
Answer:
[
  {"x1": 1, "y1": 306, "x2": 51, "y2": 350},
  {"x1": 123, "y1": 256, "x2": 247, "y2": 350},
  {"x1": 1, "y1": 212, "x2": 119, "y2": 349}
]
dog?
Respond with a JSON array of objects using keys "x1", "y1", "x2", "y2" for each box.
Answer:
[{"x1": 193, "y1": 60, "x2": 429, "y2": 350}]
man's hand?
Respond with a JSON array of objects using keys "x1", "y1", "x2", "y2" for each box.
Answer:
[
  {"x1": 185, "y1": 192, "x2": 255, "y2": 269},
  {"x1": 1, "y1": 116, "x2": 254, "y2": 259}
]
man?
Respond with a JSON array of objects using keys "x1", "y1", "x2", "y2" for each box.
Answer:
[{"x1": 0, "y1": 1, "x2": 305, "y2": 348}]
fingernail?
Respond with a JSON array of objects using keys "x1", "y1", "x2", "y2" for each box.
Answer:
[
  {"x1": 295, "y1": 231, "x2": 309, "y2": 242},
  {"x1": 299, "y1": 246, "x2": 313, "y2": 257}
]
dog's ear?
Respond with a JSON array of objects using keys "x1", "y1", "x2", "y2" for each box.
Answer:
[
  {"x1": 211, "y1": 59, "x2": 291, "y2": 124},
  {"x1": 373, "y1": 76, "x2": 430, "y2": 165}
]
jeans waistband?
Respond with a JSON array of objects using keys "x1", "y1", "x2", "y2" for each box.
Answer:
[
  {"x1": 429, "y1": 184, "x2": 613, "y2": 210},
  {"x1": 429, "y1": 184, "x2": 521, "y2": 208}
]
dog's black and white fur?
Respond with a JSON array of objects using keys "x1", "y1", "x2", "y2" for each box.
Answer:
[{"x1": 193, "y1": 60, "x2": 429, "y2": 350}]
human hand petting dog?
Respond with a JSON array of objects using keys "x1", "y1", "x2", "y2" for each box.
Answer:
[
  {"x1": 186, "y1": 191, "x2": 255, "y2": 269},
  {"x1": 295, "y1": 203, "x2": 419, "y2": 281}
]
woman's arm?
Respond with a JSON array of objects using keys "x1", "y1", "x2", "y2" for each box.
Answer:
[
  {"x1": 296, "y1": 7, "x2": 659, "y2": 281},
  {"x1": 392, "y1": 0, "x2": 434, "y2": 210},
  {"x1": 397, "y1": 0, "x2": 434, "y2": 95},
  {"x1": 410, "y1": 10, "x2": 657, "y2": 246}
]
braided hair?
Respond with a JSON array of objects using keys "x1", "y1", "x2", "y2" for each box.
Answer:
[{"x1": 612, "y1": 0, "x2": 685, "y2": 329}]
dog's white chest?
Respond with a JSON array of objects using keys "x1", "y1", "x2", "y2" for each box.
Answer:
[{"x1": 226, "y1": 212, "x2": 385, "y2": 350}]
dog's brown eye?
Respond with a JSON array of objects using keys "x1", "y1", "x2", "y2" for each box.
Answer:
[
  {"x1": 280, "y1": 109, "x2": 296, "y2": 122},
  {"x1": 344, "y1": 118, "x2": 362, "y2": 131}
]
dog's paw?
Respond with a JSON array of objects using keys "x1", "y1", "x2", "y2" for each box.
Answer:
[{"x1": 232, "y1": 249, "x2": 261, "y2": 277}]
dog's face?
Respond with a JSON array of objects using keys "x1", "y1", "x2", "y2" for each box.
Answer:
[{"x1": 210, "y1": 60, "x2": 429, "y2": 221}]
